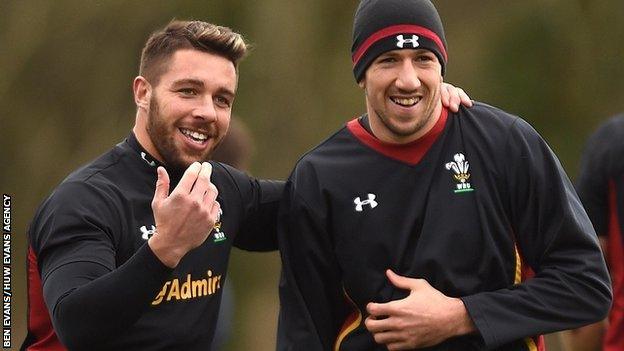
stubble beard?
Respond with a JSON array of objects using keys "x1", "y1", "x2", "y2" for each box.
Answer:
[
  {"x1": 375, "y1": 88, "x2": 441, "y2": 141},
  {"x1": 375, "y1": 109, "x2": 430, "y2": 138},
  {"x1": 146, "y1": 96, "x2": 213, "y2": 171}
]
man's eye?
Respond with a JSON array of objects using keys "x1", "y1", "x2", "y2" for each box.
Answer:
[
  {"x1": 179, "y1": 88, "x2": 197, "y2": 95},
  {"x1": 216, "y1": 96, "x2": 231, "y2": 107}
]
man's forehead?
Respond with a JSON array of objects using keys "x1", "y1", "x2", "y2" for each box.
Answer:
[
  {"x1": 381, "y1": 48, "x2": 437, "y2": 57},
  {"x1": 160, "y1": 49, "x2": 237, "y2": 88}
]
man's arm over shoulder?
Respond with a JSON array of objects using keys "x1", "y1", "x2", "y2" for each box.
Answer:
[
  {"x1": 461, "y1": 118, "x2": 612, "y2": 348},
  {"x1": 277, "y1": 161, "x2": 350, "y2": 351},
  {"x1": 33, "y1": 181, "x2": 172, "y2": 350},
  {"x1": 214, "y1": 162, "x2": 284, "y2": 251}
]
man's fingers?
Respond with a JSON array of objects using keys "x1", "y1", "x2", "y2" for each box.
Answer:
[
  {"x1": 366, "y1": 301, "x2": 396, "y2": 318},
  {"x1": 444, "y1": 83, "x2": 461, "y2": 112},
  {"x1": 387, "y1": 341, "x2": 413, "y2": 351},
  {"x1": 440, "y1": 82, "x2": 473, "y2": 112},
  {"x1": 209, "y1": 200, "x2": 221, "y2": 223},
  {"x1": 190, "y1": 162, "x2": 213, "y2": 199},
  {"x1": 458, "y1": 88, "x2": 473, "y2": 107},
  {"x1": 173, "y1": 162, "x2": 202, "y2": 195},
  {"x1": 153, "y1": 166, "x2": 170, "y2": 203},
  {"x1": 365, "y1": 315, "x2": 394, "y2": 333},
  {"x1": 440, "y1": 83, "x2": 451, "y2": 108},
  {"x1": 386, "y1": 269, "x2": 415, "y2": 290},
  {"x1": 370, "y1": 330, "x2": 403, "y2": 345},
  {"x1": 440, "y1": 82, "x2": 459, "y2": 112}
]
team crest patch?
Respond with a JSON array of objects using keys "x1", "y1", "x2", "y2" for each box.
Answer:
[
  {"x1": 445, "y1": 153, "x2": 474, "y2": 193},
  {"x1": 213, "y1": 208, "x2": 226, "y2": 243}
]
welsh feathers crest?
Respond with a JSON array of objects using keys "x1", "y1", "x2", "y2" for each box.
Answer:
[
  {"x1": 213, "y1": 208, "x2": 226, "y2": 243},
  {"x1": 445, "y1": 153, "x2": 474, "y2": 193}
]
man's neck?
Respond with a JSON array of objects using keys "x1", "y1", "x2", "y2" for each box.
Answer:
[{"x1": 133, "y1": 116, "x2": 165, "y2": 164}]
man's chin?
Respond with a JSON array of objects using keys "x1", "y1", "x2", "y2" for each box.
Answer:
[
  {"x1": 159, "y1": 140, "x2": 215, "y2": 170},
  {"x1": 180, "y1": 156, "x2": 210, "y2": 169},
  {"x1": 386, "y1": 120, "x2": 426, "y2": 137},
  {"x1": 162, "y1": 154, "x2": 209, "y2": 172}
]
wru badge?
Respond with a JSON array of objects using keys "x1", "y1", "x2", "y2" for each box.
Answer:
[{"x1": 445, "y1": 153, "x2": 474, "y2": 193}]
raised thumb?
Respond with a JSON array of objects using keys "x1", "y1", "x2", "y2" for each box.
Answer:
[{"x1": 153, "y1": 166, "x2": 170, "y2": 202}]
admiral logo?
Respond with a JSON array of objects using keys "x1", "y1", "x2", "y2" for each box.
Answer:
[
  {"x1": 140, "y1": 225, "x2": 156, "y2": 240},
  {"x1": 152, "y1": 270, "x2": 222, "y2": 306},
  {"x1": 396, "y1": 34, "x2": 419, "y2": 49},
  {"x1": 445, "y1": 153, "x2": 474, "y2": 193},
  {"x1": 354, "y1": 193, "x2": 378, "y2": 212}
]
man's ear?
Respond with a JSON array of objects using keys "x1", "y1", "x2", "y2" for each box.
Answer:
[
  {"x1": 358, "y1": 79, "x2": 366, "y2": 89},
  {"x1": 133, "y1": 76, "x2": 152, "y2": 111}
]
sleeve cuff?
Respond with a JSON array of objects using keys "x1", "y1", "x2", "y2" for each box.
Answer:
[
  {"x1": 461, "y1": 295, "x2": 496, "y2": 348},
  {"x1": 135, "y1": 243, "x2": 174, "y2": 278}
]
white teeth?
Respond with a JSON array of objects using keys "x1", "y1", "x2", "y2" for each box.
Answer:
[
  {"x1": 392, "y1": 97, "x2": 418, "y2": 106},
  {"x1": 181, "y1": 129, "x2": 208, "y2": 142},
  {"x1": 191, "y1": 131, "x2": 207, "y2": 140}
]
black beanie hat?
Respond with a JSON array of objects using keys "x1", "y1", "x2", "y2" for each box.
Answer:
[{"x1": 351, "y1": 0, "x2": 447, "y2": 82}]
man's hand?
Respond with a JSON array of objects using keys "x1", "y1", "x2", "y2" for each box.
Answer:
[
  {"x1": 364, "y1": 270, "x2": 476, "y2": 350},
  {"x1": 441, "y1": 82, "x2": 472, "y2": 112},
  {"x1": 148, "y1": 162, "x2": 221, "y2": 268}
]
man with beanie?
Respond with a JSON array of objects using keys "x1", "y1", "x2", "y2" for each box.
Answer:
[{"x1": 277, "y1": 1, "x2": 612, "y2": 350}]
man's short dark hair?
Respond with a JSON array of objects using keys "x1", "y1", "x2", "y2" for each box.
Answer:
[{"x1": 139, "y1": 20, "x2": 249, "y2": 84}]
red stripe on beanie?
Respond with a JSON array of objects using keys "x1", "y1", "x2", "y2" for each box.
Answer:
[{"x1": 352, "y1": 24, "x2": 447, "y2": 66}]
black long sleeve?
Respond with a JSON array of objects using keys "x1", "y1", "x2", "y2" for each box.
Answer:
[
  {"x1": 462, "y1": 118, "x2": 612, "y2": 347},
  {"x1": 24, "y1": 134, "x2": 285, "y2": 350},
  {"x1": 29, "y1": 180, "x2": 171, "y2": 350},
  {"x1": 277, "y1": 180, "x2": 351, "y2": 350},
  {"x1": 45, "y1": 244, "x2": 171, "y2": 350}
]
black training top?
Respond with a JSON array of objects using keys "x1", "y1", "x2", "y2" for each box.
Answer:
[
  {"x1": 277, "y1": 103, "x2": 611, "y2": 350},
  {"x1": 576, "y1": 114, "x2": 624, "y2": 351},
  {"x1": 22, "y1": 133, "x2": 283, "y2": 351}
]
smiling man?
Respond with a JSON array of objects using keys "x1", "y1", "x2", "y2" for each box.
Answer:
[
  {"x1": 21, "y1": 21, "x2": 282, "y2": 351},
  {"x1": 276, "y1": 0, "x2": 612, "y2": 350},
  {"x1": 22, "y1": 18, "x2": 476, "y2": 351}
]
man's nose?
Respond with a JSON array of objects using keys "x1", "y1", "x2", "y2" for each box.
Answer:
[
  {"x1": 394, "y1": 60, "x2": 421, "y2": 92},
  {"x1": 193, "y1": 96, "x2": 218, "y2": 122}
]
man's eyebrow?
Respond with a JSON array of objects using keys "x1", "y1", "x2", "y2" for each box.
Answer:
[
  {"x1": 171, "y1": 78, "x2": 205, "y2": 87},
  {"x1": 218, "y1": 87, "x2": 236, "y2": 99},
  {"x1": 378, "y1": 51, "x2": 398, "y2": 58}
]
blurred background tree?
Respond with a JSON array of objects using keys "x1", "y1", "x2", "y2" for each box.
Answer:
[{"x1": 1, "y1": 1, "x2": 623, "y2": 350}]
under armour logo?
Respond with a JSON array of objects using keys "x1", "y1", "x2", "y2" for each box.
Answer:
[
  {"x1": 396, "y1": 34, "x2": 419, "y2": 49},
  {"x1": 141, "y1": 152, "x2": 156, "y2": 167},
  {"x1": 354, "y1": 193, "x2": 378, "y2": 212},
  {"x1": 140, "y1": 225, "x2": 157, "y2": 240}
]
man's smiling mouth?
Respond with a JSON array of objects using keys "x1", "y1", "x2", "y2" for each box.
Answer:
[
  {"x1": 180, "y1": 128, "x2": 209, "y2": 144},
  {"x1": 391, "y1": 96, "x2": 420, "y2": 107}
]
